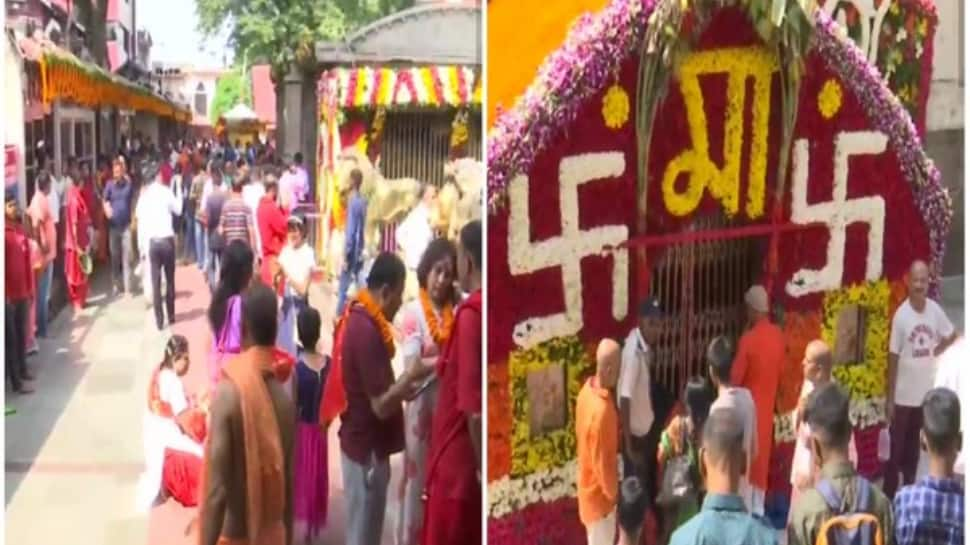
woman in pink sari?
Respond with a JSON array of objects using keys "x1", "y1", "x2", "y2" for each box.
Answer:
[
  {"x1": 206, "y1": 239, "x2": 253, "y2": 391},
  {"x1": 64, "y1": 173, "x2": 92, "y2": 310}
]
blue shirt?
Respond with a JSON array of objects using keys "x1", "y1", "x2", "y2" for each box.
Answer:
[
  {"x1": 894, "y1": 476, "x2": 964, "y2": 545},
  {"x1": 671, "y1": 494, "x2": 778, "y2": 545},
  {"x1": 345, "y1": 193, "x2": 367, "y2": 267},
  {"x1": 103, "y1": 177, "x2": 133, "y2": 229}
]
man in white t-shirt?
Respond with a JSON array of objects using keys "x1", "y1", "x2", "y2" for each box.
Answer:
[
  {"x1": 617, "y1": 296, "x2": 668, "y2": 537},
  {"x1": 886, "y1": 260, "x2": 957, "y2": 497},
  {"x1": 933, "y1": 335, "x2": 966, "y2": 475}
]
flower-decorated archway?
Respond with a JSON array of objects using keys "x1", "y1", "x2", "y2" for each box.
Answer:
[{"x1": 486, "y1": 0, "x2": 950, "y2": 541}]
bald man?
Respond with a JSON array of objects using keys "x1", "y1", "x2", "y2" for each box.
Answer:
[
  {"x1": 790, "y1": 340, "x2": 856, "y2": 506},
  {"x1": 576, "y1": 339, "x2": 622, "y2": 545},
  {"x1": 886, "y1": 260, "x2": 957, "y2": 497}
]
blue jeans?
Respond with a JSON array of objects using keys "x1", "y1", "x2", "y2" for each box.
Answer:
[
  {"x1": 336, "y1": 263, "x2": 362, "y2": 316},
  {"x1": 195, "y1": 219, "x2": 207, "y2": 270},
  {"x1": 35, "y1": 262, "x2": 53, "y2": 338}
]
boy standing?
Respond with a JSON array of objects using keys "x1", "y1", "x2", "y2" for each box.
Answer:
[
  {"x1": 893, "y1": 388, "x2": 964, "y2": 545},
  {"x1": 788, "y1": 383, "x2": 894, "y2": 545}
]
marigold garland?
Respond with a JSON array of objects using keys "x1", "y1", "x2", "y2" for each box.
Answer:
[
  {"x1": 509, "y1": 335, "x2": 591, "y2": 477},
  {"x1": 355, "y1": 289, "x2": 397, "y2": 359},
  {"x1": 821, "y1": 280, "x2": 891, "y2": 401},
  {"x1": 419, "y1": 288, "x2": 455, "y2": 347},
  {"x1": 488, "y1": 361, "x2": 513, "y2": 481},
  {"x1": 322, "y1": 65, "x2": 481, "y2": 110}
]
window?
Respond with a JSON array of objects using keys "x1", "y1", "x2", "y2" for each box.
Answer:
[{"x1": 194, "y1": 83, "x2": 207, "y2": 116}]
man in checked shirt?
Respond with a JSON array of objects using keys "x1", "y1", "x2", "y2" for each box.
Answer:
[{"x1": 893, "y1": 387, "x2": 964, "y2": 545}]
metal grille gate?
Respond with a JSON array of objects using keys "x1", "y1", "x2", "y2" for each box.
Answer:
[
  {"x1": 649, "y1": 214, "x2": 765, "y2": 392},
  {"x1": 378, "y1": 109, "x2": 482, "y2": 251}
]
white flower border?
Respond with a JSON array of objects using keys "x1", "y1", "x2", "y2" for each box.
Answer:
[
  {"x1": 508, "y1": 152, "x2": 630, "y2": 350},
  {"x1": 786, "y1": 131, "x2": 887, "y2": 298}
]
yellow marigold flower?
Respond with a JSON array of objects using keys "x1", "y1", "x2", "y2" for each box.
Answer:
[
  {"x1": 602, "y1": 84, "x2": 631, "y2": 130},
  {"x1": 818, "y1": 79, "x2": 843, "y2": 119}
]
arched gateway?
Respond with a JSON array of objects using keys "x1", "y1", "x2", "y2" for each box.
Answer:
[{"x1": 486, "y1": 0, "x2": 950, "y2": 542}]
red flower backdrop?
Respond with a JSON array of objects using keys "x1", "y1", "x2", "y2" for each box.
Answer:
[{"x1": 487, "y1": 1, "x2": 947, "y2": 542}]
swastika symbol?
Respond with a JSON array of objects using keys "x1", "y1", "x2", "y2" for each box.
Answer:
[{"x1": 508, "y1": 152, "x2": 630, "y2": 349}]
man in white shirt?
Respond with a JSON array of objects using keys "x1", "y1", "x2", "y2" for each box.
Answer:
[
  {"x1": 617, "y1": 296, "x2": 669, "y2": 536},
  {"x1": 135, "y1": 160, "x2": 184, "y2": 331},
  {"x1": 706, "y1": 335, "x2": 758, "y2": 512},
  {"x1": 886, "y1": 259, "x2": 957, "y2": 497},
  {"x1": 933, "y1": 335, "x2": 966, "y2": 475}
]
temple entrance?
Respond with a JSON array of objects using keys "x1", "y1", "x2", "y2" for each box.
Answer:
[{"x1": 647, "y1": 214, "x2": 766, "y2": 393}]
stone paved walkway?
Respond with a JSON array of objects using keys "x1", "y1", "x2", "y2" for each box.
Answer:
[{"x1": 5, "y1": 264, "x2": 405, "y2": 545}]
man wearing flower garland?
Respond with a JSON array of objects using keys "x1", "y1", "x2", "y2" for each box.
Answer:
[
  {"x1": 424, "y1": 220, "x2": 483, "y2": 545},
  {"x1": 730, "y1": 285, "x2": 784, "y2": 516},
  {"x1": 336, "y1": 252, "x2": 435, "y2": 545},
  {"x1": 886, "y1": 260, "x2": 957, "y2": 499}
]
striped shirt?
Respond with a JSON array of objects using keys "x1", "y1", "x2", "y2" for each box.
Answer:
[{"x1": 220, "y1": 197, "x2": 253, "y2": 246}]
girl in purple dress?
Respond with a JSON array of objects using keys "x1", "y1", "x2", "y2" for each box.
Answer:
[
  {"x1": 206, "y1": 240, "x2": 253, "y2": 391},
  {"x1": 292, "y1": 305, "x2": 329, "y2": 543}
]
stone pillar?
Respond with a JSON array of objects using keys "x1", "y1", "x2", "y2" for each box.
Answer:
[{"x1": 282, "y1": 66, "x2": 304, "y2": 161}]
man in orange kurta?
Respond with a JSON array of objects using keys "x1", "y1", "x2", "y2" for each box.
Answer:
[
  {"x1": 729, "y1": 285, "x2": 784, "y2": 517},
  {"x1": 199, "y1": 284, "x2": 295, "y2": 545},
  {"x1": 576, "y1": 339, "x2": 622, "y2": 545}
]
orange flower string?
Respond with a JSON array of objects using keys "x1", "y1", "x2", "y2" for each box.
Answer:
[
  {"x1": 355, "y1": 289, "x2": 396, "y2": 358},
  {"x1": 419, "y1": 288, "x2": 455, "y2": 347}
]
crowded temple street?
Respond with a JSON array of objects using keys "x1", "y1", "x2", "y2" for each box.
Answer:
[{"x1": 4, "y1": 263, "x2": 411, "y2": 544}]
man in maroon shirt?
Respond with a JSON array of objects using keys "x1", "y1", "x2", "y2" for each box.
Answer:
[
  {"x1": 340, "y1": 252, "x2": 434, "y2": 545},
  {"x1": 5, "y1": 193, "x2": 35, "y2": 394},
  {"x1": 256, "y1": 176, "x2": 288, "y2": 292},
  {"x1": 424, "y1": 220, "x2": 483, "y2": 545}
]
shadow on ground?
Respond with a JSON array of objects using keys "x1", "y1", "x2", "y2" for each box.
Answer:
[{"x1": 4, "y1": 268, "x2": 115, "y2": 504}]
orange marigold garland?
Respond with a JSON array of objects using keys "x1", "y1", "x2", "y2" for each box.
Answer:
[
  {"x1": 488, "y1": 361, "x2": 513, "y2": 481},
  {"x1": 777, "y1": 311, "x2": 822, "y2": 414},
  {"x1": 356, "y1": 289, "x2": 397, "y2": 358},
  {"x1": 419, "y1": 288, "x2": 455, "y2": 346}
]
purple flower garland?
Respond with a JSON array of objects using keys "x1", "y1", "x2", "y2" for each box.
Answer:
[{"x1": 486, "y1": 0, "x2": 657, "y2": 210}]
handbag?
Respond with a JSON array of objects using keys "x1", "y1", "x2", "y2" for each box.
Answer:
[{"x1": 656, "y1": 420, "x2": 699, "y2": 508}]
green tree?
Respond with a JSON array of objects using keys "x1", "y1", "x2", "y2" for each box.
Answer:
[
  {"x1": 210, "y1": 71, "x2": 252, "y2": 126},
  {"x1": 196, "y1": 0, "x2": 414, "y2": 168},
  {"x1": 67, "y1": 0, "x2": 108, "y2": 67}
]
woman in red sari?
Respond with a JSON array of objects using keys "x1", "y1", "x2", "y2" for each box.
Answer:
[{"x1": 64, "y1": 172, "x2": 92, "y2": 310}]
